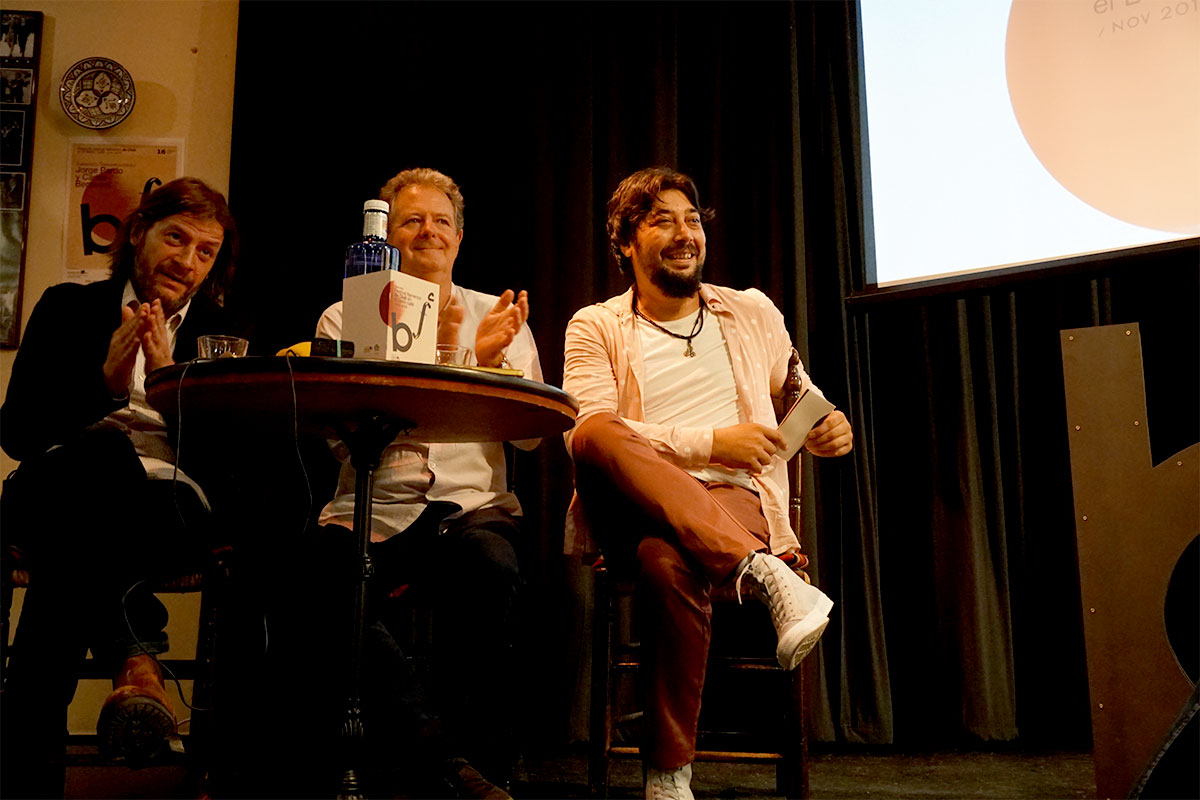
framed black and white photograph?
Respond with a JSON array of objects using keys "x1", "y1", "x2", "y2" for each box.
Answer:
[
  {"x1": 0, "y1": 12, "x2": 38, "y2": 59},
  {"x1": 1, "y1": 68, "x2": 32, "y2": 104},
  {"x1": 0, "y1": 109, "x2": 25, "y2": 165},
  {"x1": 1, "y1": 172, "x2": 24, "y2": 210},
  {"x1": 0, "y1": 10, "x2": 40, "y2": 347}
]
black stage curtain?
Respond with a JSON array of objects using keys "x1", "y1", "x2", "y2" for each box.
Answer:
[
  {"x1": 864, "y1": 256, "x2": 1198, "y2": 749},
  {"x1": 228, "y1": 0, "x2": 1198, "y2": 749}
]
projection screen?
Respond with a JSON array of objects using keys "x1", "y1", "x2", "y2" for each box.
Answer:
[{"x1": 858, "y1": 0, "x2": 1199, "y2": 288}]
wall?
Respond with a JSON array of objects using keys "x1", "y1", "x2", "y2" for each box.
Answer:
[
  {"x1": 0, "y1": 0, "x2": 239, "y2": 479},
  {"x1": 2, "y1": 0, "x2": 239, "y2": 735}
]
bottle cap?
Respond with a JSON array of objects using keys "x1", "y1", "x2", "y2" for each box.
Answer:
[{"x1": 363, "y1": 199, "x2": 389, "y2": 214}]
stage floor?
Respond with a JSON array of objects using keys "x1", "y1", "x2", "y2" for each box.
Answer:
[{"x1": 62, "y1": 745, "x2": 1095, "y2": 799}]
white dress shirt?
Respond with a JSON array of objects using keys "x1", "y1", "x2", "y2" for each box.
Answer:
[{"x1": 315, "y1": 284, "x2": 544, "y2": 542}]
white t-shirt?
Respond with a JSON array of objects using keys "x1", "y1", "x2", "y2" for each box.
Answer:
[{"x1": 638, "y1": 304, "x2": 756, "y2": 491}]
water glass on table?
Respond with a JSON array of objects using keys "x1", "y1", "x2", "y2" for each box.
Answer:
[
  {"x1": 435, "y1": 344, "x2": 472, "y2": 366},
  {"x1": 198, "y1": 335, "x2": 249, "y2": 359}
]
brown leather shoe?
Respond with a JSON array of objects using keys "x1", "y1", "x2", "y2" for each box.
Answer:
[
  {"x1": 445, "y1": 759, "x2": 512, "y2": 800},
  {"x1": 96, "y1": 654, "x2": 176, "y2": 763}
]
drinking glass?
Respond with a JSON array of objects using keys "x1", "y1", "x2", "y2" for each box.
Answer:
[
  {"x1": 198, "y1": 335, "x2": 249, "y2": 359},
  {"x1": 435, "y1": 344, "x2": 472, "y2": 366}
]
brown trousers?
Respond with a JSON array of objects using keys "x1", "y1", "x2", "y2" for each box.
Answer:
[{"x1": 572, "y1": 412, "x2": 769, "y2": 769}]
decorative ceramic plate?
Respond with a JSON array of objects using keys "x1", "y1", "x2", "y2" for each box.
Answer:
[{"x1": 59, "y1": 57, "x2": 135, "y2": 129}]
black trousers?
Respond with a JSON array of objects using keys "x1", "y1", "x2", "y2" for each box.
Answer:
[
  {"x1": 244, "y1": 504, "x2": 524, "y2": 799},
  {"x1": 1, "y1": 427, "x2": 211, "y2": 799}
]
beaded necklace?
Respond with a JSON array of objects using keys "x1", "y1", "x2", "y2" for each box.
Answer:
[{"x1": 632, "y1": 292, "x2": 705, "y2": 358}]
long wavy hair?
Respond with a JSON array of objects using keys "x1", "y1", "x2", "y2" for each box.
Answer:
[{"x1": 108, "y1": 177, "x2": 239, "y2": 306}]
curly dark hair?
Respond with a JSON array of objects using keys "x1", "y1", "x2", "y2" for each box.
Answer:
[
  {"x1": 606, "y1": 167, "x2": 715, "y2": 276},
  {"x1": 108, "y1": 177, "x2": 239, "y2": 306}
]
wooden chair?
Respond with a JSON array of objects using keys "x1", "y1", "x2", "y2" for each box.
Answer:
[
  {"x1": 1, "y1": 541, "x2": 230, "y2": 773},
  {"x1": 587, "y1": 349, "x2": 815, "y2": 799}
]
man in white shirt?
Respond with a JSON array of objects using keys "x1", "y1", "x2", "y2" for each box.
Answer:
[
  {"x1": 563, "y1": 167, "x2": 854, "y2": 800},
  {"x1": 311, "y1": 168, "x2": 540, "y2": 798}
]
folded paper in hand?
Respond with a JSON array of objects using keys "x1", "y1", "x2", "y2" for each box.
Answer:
[{"x1": 777, "y1": 389, "x2": 836, "y2": 461}]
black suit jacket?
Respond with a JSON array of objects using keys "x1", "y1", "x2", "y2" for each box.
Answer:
[{"x1": 1, "y1": 279, "x2": 249, "y2": 463}]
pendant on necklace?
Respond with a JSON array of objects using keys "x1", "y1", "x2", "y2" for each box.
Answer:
[{"x1": 684, "y1": 340, "x2": 695, "y2": 358}]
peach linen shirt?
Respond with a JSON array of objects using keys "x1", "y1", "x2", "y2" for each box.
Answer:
[{"x1": 562, "y1": 284, "x2": 822, "y2": 556}]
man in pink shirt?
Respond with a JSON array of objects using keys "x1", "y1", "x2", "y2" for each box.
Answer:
[{"x1": 563, "y1": 167, "x2": 854, "y2": 800}]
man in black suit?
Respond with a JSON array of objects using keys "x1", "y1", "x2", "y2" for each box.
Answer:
[{"x1": 0, "y1": 177, "x2": 248, "y2": 798}]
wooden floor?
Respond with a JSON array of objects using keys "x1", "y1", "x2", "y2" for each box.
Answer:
[
  {"x1": 523, "y1": 749, "x2": 1096, "y2": 800},
  {"x1": 62, "y1": 746, "x2": 1096, "y2": 799}
]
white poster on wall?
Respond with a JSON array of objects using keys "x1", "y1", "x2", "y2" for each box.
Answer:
[{"x1": 63, "y1": 140, "x2": 182, "y2": 284}]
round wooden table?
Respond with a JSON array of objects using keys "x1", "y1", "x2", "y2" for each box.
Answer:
[
  {"x1": 147, "y1": 356, "x2": 578, "y2": 798},
  {"x1": 146, "y1": 355, "x2": 577, "y2": 443}
]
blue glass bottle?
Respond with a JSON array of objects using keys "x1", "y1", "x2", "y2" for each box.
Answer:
[{"x1": 344, "y1": 199, "x2": 401, "y2": 278}]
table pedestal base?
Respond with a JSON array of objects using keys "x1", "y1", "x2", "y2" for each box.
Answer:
[{"x1": 337, "y1": 415, "x2": 410, "y2": 800}]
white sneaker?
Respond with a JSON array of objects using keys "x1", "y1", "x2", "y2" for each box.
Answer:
[
  {"x1": 645, "y1": 763, "x2": 694, "y2": 800},
  {"x1": 736, "y1": 552, "x2": 834, "y2": 670}
]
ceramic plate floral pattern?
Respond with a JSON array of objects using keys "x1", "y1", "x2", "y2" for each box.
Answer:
[{"x1": 59, "y1": 57, "x2": 135, "y2": 129}]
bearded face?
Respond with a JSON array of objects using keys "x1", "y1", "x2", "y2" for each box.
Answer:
[
  {"x1": 622, "y1": 189, "x2": 707, "y2": 299},
  {"x1": 130, "y1": 214, "x2": 225, "y2": 314},
  {"x1": 646, "y1": 243, "x2": 704, "y2": 297}
]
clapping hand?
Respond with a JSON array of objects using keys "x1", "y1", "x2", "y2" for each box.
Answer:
[
  {"x1": 102, "y1": 300, "x2": 175, "y2": 398},
  {"x1": 437, "y1": 293, "x2": 466, "y2": 346},
  {"x1": 142, "y1": 299, "x2": 174, "y2": 372},
  {"x1": 475, "y1": 289, "x2": 529, "y2": 368}
]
